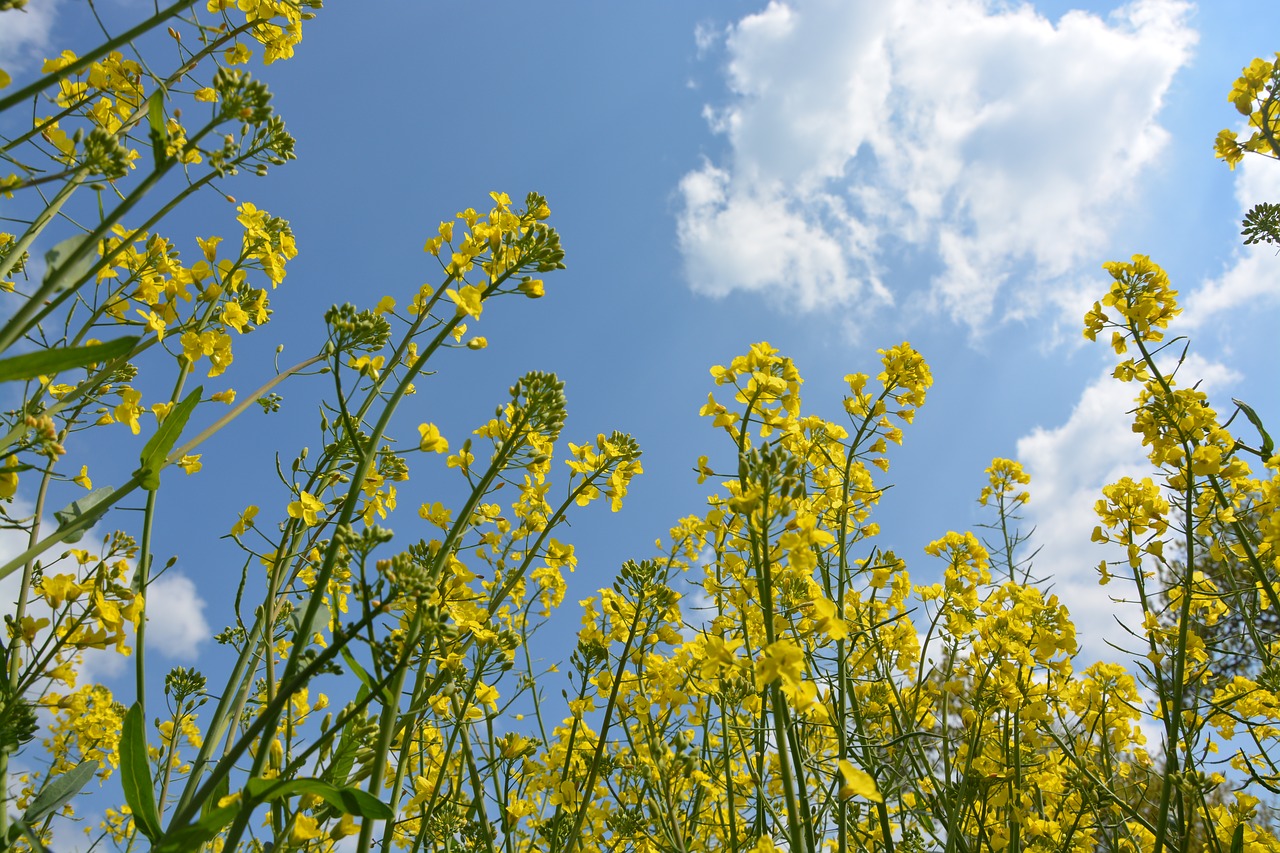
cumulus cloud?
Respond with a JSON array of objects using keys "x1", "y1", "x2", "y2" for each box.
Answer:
[
  {"x1": 1015, "y1": 355, "x2": 1239, "y2": 667},
  {"x1": 678, "y1": 0, "x2": 1195, "y2": 334},
  {"x1": 144, "y1": 572, "x2": 210, "y2": 660},
  {"x1": 0, "y1": 1, "x2": 60, "y2": 72}
]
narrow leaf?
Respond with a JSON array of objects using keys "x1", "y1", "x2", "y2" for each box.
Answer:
[
  {"x1": 245, "y1": 777, "x2": 393, "y2": 820},
  {"x1": 1233, "y1": 397, "x2": 1275, "y2": 458},
  {"x1": 120, "y1": 703, "x2": 163, "y2": 841},
  {"x1": 147, "y1": 86, "x2": 168, "y2": 169},
  {"x1": 21, "y1": 760, "x2": 98, "y2": 824},
  {"x1": 53, "y1": 486, "x2": 116, "y2": 544},
  {"x1": 321, "y1": 686, "x2": 368, "y2": 787},
  {"x1": 1230, "y1": 822, "x2": 1245, "y2": 853},
  {"x1": 340, "y1": 645, "x2": 391, "y2": 704},
  {"x1": 136, "y1": 386, "x2": 202, "y2": 490},
  {"x1": 0, "y1": 336, "x2": 137, "y2": 384},
  {"x1": 41, "y1": 236, "x2": 95, "y2": 296}
]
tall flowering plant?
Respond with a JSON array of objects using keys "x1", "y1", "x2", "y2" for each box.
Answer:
[{"x1": 1, "y1": 4, "x2": 1278, "y2": 851}]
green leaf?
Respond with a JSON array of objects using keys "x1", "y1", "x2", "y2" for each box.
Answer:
[
  {"x1": 136, "y1": 386, "x2": 202, "y2": 490},
  {"x1": 41, "y1": 235, "x2": 96, "y2": 296},
  {"x1": 120, "y1": 702, "x2": 163, "y2": 841},
  {"x1": 21, "y1": 760, "x2": 98, "y2": 824},
  {"x1": 0, "y1": 336, "x2": 137, "y2": 383},
  {"x1": 288, "y1": 597, "x2": 328, "y2": 644},
  {"x1": 244, "y1": 777, "x2": 393, "y2": 820},
  {"x1": 53, "y1": 486, "x2": 116, "y2": 544},
  {"x1": 321, "y1": 698, "x2": 365, "y2": 788},
  {"x1": 1233, "y1": 397, "x2": 1275, "y2": 459},
  {"x1": 147, "y1": 86, "x2": 168, "y2": 169},
  {"x1": 340, "y1": 645, "x2": 391, "y2": 705},
  {"x1": 1230, "y1": 822, "x2": 1245, "y2": 853}
]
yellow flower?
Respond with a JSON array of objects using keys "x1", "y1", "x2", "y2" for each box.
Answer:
[
  {"x1": 224, "y1": 42, "x2": 251, "y2": 65},
  {"x1": 808, "y1": 595, "x2": 849, "y2": 641},
  {"x1": 222, "y1": 301, "x2": 249, "y2": 333},
  {"x1": 838, "y1": 760, "x2": 883, "y2": 802},
  {"x1": 178, "y1": 454, "x2": 202, "y2": 474},
  {"x1": 211, "y1": 389, "x2": 236, "y2": 404},
  {"x1": 17, "y1": 615, "x2": 48, "y2": 645},
  {"x1": 755, "y1": 639, "x2": 804, "y2": 690},
  {"x1": 41, "y1": 50, "x2": 78, "y2": 74},
  {"x1": 231, "y1": 506, "x2": 258, "y2": 537},
  {"x1": 548, "y1": 780, "x2": 578, "y2": 808},
  {"x1": 40, "y1": 574, "x2": 83, "y2": 608},
  {"x1": 290, "y1": 814, "x2": 322, "y2": 844},
  {"x1": 194, "y1": 87, "x2": 217, "y2": 102},
  {"x1": 136, "y1": 308, "x2": 166, "y2": 340},
  {"x1": 73, "y1": 466, "x2": 92, "y2": 489},
  {"x1": 330, "y1": 814, "x2": 359, "y2": 840},
  {"x1": 418, "y1": 423, "x2": 449, "y2": 454},
  {"x1": 197, "y1": 235, "x2": 222, "y2": 262},
  {"x1": 114, "y1": 388, "x2": 143, "y2": 434},
  {"x1": 286, "y1": 492, "x2": 325, "y2": 527},
  {"x1": 446, "y1": 284, "x2": 484, "y2": 319},
  {"x1": 447, "y1": 448, "x2": 474, "y2": 471}
]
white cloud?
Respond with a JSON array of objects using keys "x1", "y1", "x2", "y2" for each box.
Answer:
[
  {"x1": 694, "y1": 20, "x2": 721, "y2": 57},
  {"x1": 0, "y1": 0, "x2": 60, "y2": 72},
  {"x1": 1015, "y1": 355, "x2": 1239, "y2": 668},
  {"x1": 144, "y1": 572, "x2": 210, "y2": 660},
  {"x1": 1182, "y1": 155, "x2": 1280, "y2": 329},
  {"x1": 678, "y1": 0, "x2": 1195, "y2": 333}
]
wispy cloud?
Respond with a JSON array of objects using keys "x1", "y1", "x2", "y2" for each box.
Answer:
[
  {"x1": 678, "y1": 0, "x2": 1195, "y2": 336},
  {"x1": 0, "y1": 1, "x2": 61, "y2": 73}
]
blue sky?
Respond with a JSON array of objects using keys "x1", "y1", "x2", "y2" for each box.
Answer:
[{"x1": 3, "y1": 0, "x2": 1280, "y2": 682}]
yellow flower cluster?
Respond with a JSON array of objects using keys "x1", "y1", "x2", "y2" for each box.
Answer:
[
  {"x1": 1215, "y1": 54, "x2": 1280, "y2": 169},
  {"x1": 1084, "y1": 254, "x2": 1181, "y2": 349}
]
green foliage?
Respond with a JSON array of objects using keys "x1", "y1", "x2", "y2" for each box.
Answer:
[{"x1": 1242, "y1": 201, "x2": 1280, "y2": 246}]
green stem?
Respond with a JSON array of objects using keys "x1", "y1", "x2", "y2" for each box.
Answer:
[{"x1": 353, "y1": 607, "x2": 425, "y2": 853}]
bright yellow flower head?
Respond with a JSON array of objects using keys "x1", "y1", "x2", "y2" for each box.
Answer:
[
  {"x1": 418, "y1": 423, "x2": 449, "y2": 454},
  {"x1": 286, "y1": 491, "x2": 324, "y2": 527}
]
